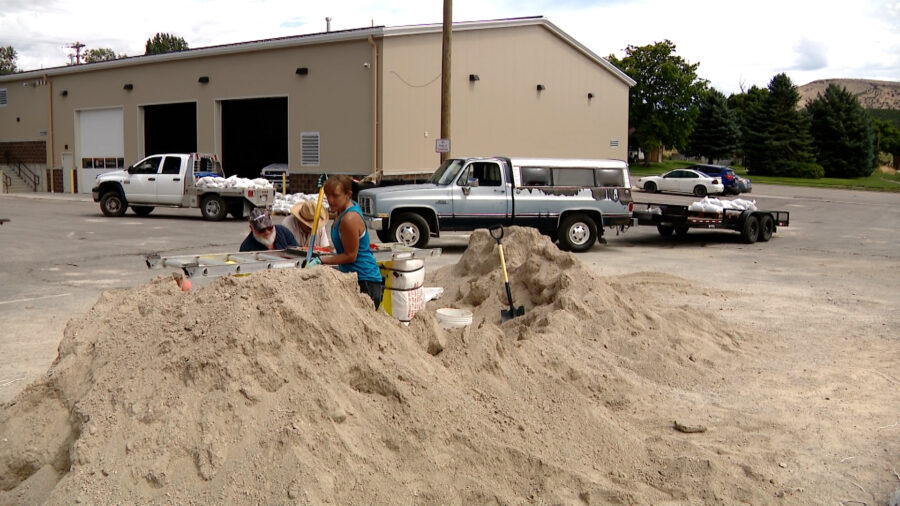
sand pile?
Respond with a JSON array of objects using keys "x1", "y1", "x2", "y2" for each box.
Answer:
[{"x1": 2, "y1": 227, "x2": 788, "y2": 505}]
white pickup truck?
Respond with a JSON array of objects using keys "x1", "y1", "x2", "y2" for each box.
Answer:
[{"x1": 91, "y1": 153, "x2": 274, "y2": 220}]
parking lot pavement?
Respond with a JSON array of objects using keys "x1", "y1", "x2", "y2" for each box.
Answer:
[{"x1": 1, "y1": 187, "x2": 899, "y2": 403}]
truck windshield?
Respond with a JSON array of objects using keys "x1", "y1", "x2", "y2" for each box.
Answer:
[{"x1": 429, "y1": 159, "x2": 465, "y2": 185}]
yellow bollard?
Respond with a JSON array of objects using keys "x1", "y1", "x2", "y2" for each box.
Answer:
[
  {"x1": 71, "y1": 169, "x2": 76, "y2": 194},
  {"x1": 281, "y1": 172, "x2": 287, "y2": 193}
]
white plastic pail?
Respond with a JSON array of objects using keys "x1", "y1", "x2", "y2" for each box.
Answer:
[{"x1": 435, "y1": 308, "x2": 473, "y2": 329}]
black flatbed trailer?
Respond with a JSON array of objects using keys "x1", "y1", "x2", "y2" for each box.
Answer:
[{"x1": 632, "y1": 202, "x2": 789, "y2": 244}]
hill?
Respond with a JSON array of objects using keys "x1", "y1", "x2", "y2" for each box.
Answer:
[{"x1": 798, "y1": 78, "x2": 900, "y2": 110}]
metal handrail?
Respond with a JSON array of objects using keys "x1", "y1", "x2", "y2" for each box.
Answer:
[
  {"x1": 2, "y1": 172, "x2": 10, "y2": 193},
  {"x1": 15, "y1": 162, "x2": 39, "y2": 192}
]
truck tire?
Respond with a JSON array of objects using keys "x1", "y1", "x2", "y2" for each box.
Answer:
[
  {"x1": 693, "y1": 185, "x2": 708, "y2": 197},
  {"x1": 131, "y1": 206, "x2": 154, "y2": 216},
  {"x1": 228, "y1": 201, "x2": 245, "y2": 219},
  {"x1": 558, "y1": 213, "x2": 597, "y2": 252},
  {"x1": 100, "y1": 192, "x2": 127, "y2": 217},
  {"x1": 643, "y1": 181, "x2": 657, "y2": 193},
  {"x1": 741, "y1": 215, "x2": 760, "y2": 244},
  {"x1": 375, "y1": 229, "x2": 391, "y2": 243},
  {"x1": 657, "y1": 224, "x2": 674, "y2": 237},
  {"x1": 389, "y1": 213, "x2": 430, "y2": 248},
  {"x1": 201, "y1": 195, "x2": 228, "y2": 221},
  {"x1": 758, "y1": 214, "x2": 774, "y2": 242},
  {"x1": 675, "y1": 225, "x2": 690, "y2": 236}
]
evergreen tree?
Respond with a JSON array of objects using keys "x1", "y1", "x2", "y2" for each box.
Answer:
[
  {"x1": 145, "y1": 33, "x2": 189, "y2": 55},
  {"x1": 872, "y1": 119, "x2": 900, "y2": 169},
  {"x1": 806, "y1": 84, "x2": 875, "y2": 177},
  {"x1": 0, "y1": 46, "x2": 17, "y2": 75},
  {"x1": 744, "y1": 74, "x2": 816, "y2": 176},
  {"x1": 83, "y1": 48, "x2": 122, "y2": 63},
  {"x1": 728, "y1": 86, "x2": 767, "y2": 164},
  {"x1": 686, "y1": 89, "x2": 740, "y2": 163}
]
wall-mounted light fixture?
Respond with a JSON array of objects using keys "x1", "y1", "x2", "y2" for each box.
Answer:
[
  {"x1": 123, "y1": 83, "x2": 133, "y2": 91},
  {"x1": 536, "y1": 84, "x2": 546, "y2": 91},
  {"x1": 587, "y1": 92, "x2": 594, "y2": 99},
  {"x1": 198, "y1": 76, "x2": 210, "y2": 83},
  {"x1": 60, "y1": 90, "x2": 68, "y2": 97},
  {"x1": 295, "y1": 67, "x2": 309, "y2": 75},
  {"x1": 469, "y1": 74, "x2": 480, "y2": 81}
]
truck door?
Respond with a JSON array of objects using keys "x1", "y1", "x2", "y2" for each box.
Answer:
[
  {"x1": 155, "y1": 156, "x2": 186, "y2": 204},
  {"x1": 450, "y1": 160, "x2": 510, "y2": 229},
  {"x1": 125, "y1": 156, "x2": 162, "y2": 203}
]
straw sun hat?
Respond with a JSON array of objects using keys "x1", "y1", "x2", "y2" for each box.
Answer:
[{"x1": 291, "y1": 200, "x2": 328, "y2": 229}]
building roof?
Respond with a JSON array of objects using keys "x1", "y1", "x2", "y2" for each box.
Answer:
[{"x1": 1, "y1": 16, "x2": 633, "y2": 87}]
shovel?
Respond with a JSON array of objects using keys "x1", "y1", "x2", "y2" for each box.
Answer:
[{"x1": 489, "y1": 225, "x2": 525, "y2": 322}]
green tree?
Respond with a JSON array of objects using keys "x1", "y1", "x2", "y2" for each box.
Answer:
[
  {"x1": 84, "y1": 47, "x2": 122, "y2": 63},
  {"x1": 744, "y1": 73, "x2": 816, "y2": 176},
  {"x1": 0, "y1": 45, "x2": 18, "y2": 75},
  {"x1": 607, "y1": 40, "x2": 707, "y2": 163},
  {"x1": 872, "y1": 118, "x2": 900, "y2": 168},
  {"x1": 144, "y1": 33, "x2": 189, "y2": 55},
  {"x1": 806, "y1": 84, "x2": 875, "y2": 177},
  {"x1": 727, "y1": 85, "x2": 767, "y2": 162},
  {"x1": 685, "y1": 88, "x2": 740, "y2": 163}
]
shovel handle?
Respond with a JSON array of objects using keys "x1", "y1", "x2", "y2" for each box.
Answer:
[{"x1": 489, "y1": 225, "x2": 504, "y2": 243}]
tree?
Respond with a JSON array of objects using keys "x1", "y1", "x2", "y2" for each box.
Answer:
[
  {"x1": 806, "y1": 84, "x2": 875, "y2": 178},
  {"x1": 144, "y1": 33, "x2": 189, "y2": 55},
  {"x1": 685, "y1": 88, "x2": 740, "y2": 163},
  {"x1": 607, "y1": 40, "x2": 707, "y2": 163},
  {"x1": 743, "y1": 73, "x2": 816, "y2": 176},
  {"x1": 84, "y1": 48, "x2": 122, "y2": 63},
  {"x1": 872, "y1": 118, "x2": 900, "y2": 169},
  {"x1": 0, "y1": 46, "x2": 18, "y2": 75},
  {"x1": 728, "y1": 85, "x2": 767, "y2": 163}
]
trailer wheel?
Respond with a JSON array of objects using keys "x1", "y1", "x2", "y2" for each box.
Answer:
[
  {"x1": 657, "y1": 224, "x2": 674, "y2": 237},
  {"x1": 389, "y1": 213, "x2": 430, "y2": 248},
  {"x1": 100, "y1": 192, "x2": 127, "y2": 217},
  {"x1": 131, "y1": 206, "x2": 154, "y2": 216},
  {"x1": 201, "y1": 195, "x2": 228, "y2": 221},
  {"x1": 558, "y1": 213, "x2": 598, "y2": 252},
  {"x1": 693, "y1": 185, "x2": 708, "y2": 197},
  {"x1": 741, "y1": 215, "x2": 760, "y2": 244},
  {"x1": 643, "y1": 181, "x2": 657, "y2": 193},
  {"x1": 758, "y1": 214, "x2": 774, "y2": 242},
  {"x1": 675, "y1": 225, "x2": 690, "y2": 236}
]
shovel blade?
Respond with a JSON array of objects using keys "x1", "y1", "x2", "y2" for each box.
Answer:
[{"x1": 500, "y1": 305, "x2": 525, "y2": 322}]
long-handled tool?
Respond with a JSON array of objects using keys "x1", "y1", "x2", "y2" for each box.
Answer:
[
  {"x1": 489, "y1": 225, "x2": 525, "y2": 322},
  {"x1": 304, "y1": 178, "x2": 326, "y2": 267}
]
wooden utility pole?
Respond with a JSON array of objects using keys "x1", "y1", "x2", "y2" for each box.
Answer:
[{"x1": 440, "y1": 0, "x2": 452, "y2": 162}]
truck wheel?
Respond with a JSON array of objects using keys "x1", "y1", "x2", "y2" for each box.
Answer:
[
  {"x1": 741, "y1": 215, "x2": 760, "y2": 244},
  {"x1": 228, "y1": 201, "x2": 245, "y2": 219},
  {"x1": 558, "y1": 213, "x2": 597, "y2": 252},
  {"x1": 201, "y1": 195, "x2": 228, "y2": 221},
  {"x1": 389, "y1": 213, "x2": 430, "y2": 248},
  {"x1": 758, "y1": 214, "x2": 774, "y2": 242},
  {"x1": 375, "y1": 229, "x2": 391, "y2": 243},
  {"x1": 643, "y1": 181, "x2": 657, "y2": 193},
  {"x1": 100, "y1": 192, "x2": 127, "y2": 217},
  {"x1": 131, "y1": 206, "x2": 154, "y2": 216},
  {"x1": 675, "y1": 225, "x2": 690, "y2": 236},
  {"x1": 693, "y1": 185, "x2": 708, "y2": 197},
  {"x1": 657, "y1": 224, "x2": 674, "y2": 237}
]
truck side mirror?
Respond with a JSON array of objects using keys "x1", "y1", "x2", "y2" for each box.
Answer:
[{"x1": 467, "y1": 177, "x2": 479, "y2": 188}]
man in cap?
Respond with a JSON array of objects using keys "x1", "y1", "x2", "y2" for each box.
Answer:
[
  {"x1": 240, "y1": 207, "x2": 299, "y2": 252},
  {"x1": 282, "y1": 200, "x2": 331, "y2": 249}
]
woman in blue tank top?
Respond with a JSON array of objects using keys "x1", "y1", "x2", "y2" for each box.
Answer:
[{"x1": 320, "y1": 175, "x2": 383, "y2": 309}]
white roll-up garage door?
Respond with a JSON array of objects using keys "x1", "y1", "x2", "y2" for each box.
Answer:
[{"x1": 76, "y1": 108, "x2": 124, "y2": 194}]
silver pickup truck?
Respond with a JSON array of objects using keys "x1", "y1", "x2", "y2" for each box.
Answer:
[{"x1": 358, "y1": 156, "x2": 633, "y2": 252}]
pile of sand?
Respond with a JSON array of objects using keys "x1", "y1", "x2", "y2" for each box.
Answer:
[{"x1": 2, "y1": 227, "x2": 788, "y2": 504}]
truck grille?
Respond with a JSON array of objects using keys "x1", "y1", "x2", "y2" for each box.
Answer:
[{"x1": 359, "y1": 196, "x2": 372, "y2": 215}]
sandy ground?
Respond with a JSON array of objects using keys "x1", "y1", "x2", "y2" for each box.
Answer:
[{"x1": 0, "y1": 223, "x2": 898, "y2": 505}]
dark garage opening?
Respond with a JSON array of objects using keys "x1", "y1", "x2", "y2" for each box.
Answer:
[
  {"x1": 221, "y1": 97, "x2": 288, "y2": 179},
  {"x1": 143, "y1": 102, "x2": 197, "y2": 156}
]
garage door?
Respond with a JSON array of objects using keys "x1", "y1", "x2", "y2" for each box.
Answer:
[{"x1": 77, "y1": 108, "x2": 124, "y2": 194}]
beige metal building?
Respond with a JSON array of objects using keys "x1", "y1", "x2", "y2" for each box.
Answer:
[{"x1": 0, "y1": 16, "x2": 633, "y2": 194}]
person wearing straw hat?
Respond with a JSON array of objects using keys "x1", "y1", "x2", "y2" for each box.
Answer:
[{"x1": 282, "y1": 200, "x2": 331, "y2": 249}]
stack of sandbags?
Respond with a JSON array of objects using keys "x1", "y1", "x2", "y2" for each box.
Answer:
[
  {"x1": 271, "y1": 192, "x2": 329, "y2": 215},
  {"x1": 195, "y1": 175, "x2": 274, "y2": 191},
  {"x1": 689, "y1": 197, "x2": 758, "y2": 213}
]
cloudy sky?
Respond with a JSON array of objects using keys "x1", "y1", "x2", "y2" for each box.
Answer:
[{"x1": 2, "y1": 0, "x2": 898, "y2": 94}]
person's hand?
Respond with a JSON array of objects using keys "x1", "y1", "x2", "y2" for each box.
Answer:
[{"x1": 302, "y1": 256, "x2": 322, "y2": 269}]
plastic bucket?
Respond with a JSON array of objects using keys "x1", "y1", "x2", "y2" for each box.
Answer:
[
  {"x1": 435, "y1": 308, "x2": 473, "y2": 329},
  {"x1": 380, "y1": 253, "x2": 425, "y2": 322}
]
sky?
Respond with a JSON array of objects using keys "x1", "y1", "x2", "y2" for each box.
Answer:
[{"x1": 2, "y1": 0, "x2": 899, "y2": 95}]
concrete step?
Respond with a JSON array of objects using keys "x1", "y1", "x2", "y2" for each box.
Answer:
[{"x1": 1, "y1": 166, "x2": 39, "y2": 193}]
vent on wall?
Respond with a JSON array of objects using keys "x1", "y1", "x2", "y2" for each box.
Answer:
[
  {"x1": 300, "y1": 132, "x2": 320, "y2": 167},
  {"x1": 0, "y1": 88, "x2": 7, "y2": 106},
  {"x1": 610, "y1": 139, "x2": 619, "y2": 148}
]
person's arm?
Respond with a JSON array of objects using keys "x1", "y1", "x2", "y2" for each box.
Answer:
[
  {"x1": 321, "y1": 214, "x2": 362, "y2": 265},
  {"x1": 282, "y1": 225, "x2": 300, "y2": 247}
]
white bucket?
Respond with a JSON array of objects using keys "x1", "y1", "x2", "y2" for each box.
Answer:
[
  {"x1": 435, "y1": 308, "x2": 473, "y2": 329},
  {"x1": 380, "y1": 253, "x2": 425, "y2": 322}
]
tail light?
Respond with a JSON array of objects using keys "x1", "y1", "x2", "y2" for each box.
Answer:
[
  {"x1": 248, "y1": 190, "x2": 254, "y2": 197},
  {"x1": 712, "y1": 179, "x2": 719, "y2": 184},
  {"x1": 725, "y1": 174, "x2": 734, "y2": 180},
  {"x1": 628, "y1": 201, "x2": 634, "y2": 212}
]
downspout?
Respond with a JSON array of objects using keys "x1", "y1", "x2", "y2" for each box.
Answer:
[
  {"x1": 368, "y1": 34, "x2": 378, "y2": 174},
  {"x1": 46, "y1": 74, "x2": 54, "y2": 193}
]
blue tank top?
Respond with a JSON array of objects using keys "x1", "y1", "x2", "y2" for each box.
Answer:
[{"x1": 331, "y1": 202, "x2": 382, "y2": 283}]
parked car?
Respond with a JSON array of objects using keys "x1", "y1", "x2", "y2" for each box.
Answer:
[
  {"x1": 736, "y1": 175, "x2": 753, "y2": 194},
  {"x1": 687, "y1": 164, "x2": 746, "y2": 195},
  {"x1": 637, "y1": 169, "x2": 724, "y2": 197}
]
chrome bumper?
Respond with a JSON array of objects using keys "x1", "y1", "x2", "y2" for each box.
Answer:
[{"x1": 365, "y1": 216, "x2": 384, "y2": 231}]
